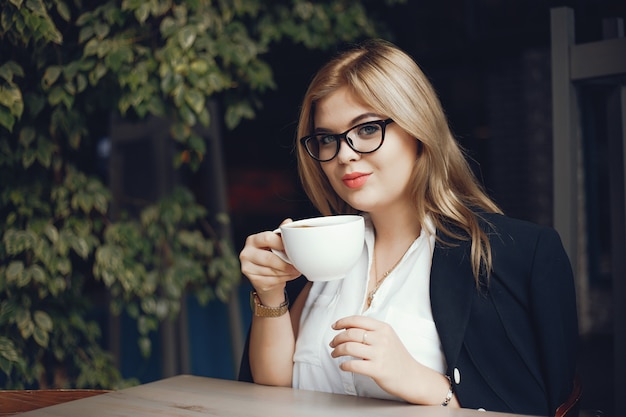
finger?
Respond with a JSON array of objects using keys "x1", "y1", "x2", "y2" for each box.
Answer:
[
  {"x1": 279, "y1": 218, "x2": 293, "y2": 226},
  {"x1": 330, "y1": 340, "x2": 371, "y2": 361},
  {"x1": 362, "y1": 330, "x2": 370, "y2": 345},
  {"x1": 244, "y1": 230, "x2": 286, "y2": 251},
  {"x1": 240, "y1": 234, "x2": 293, "y2": 270},
  {"x1": 329, "y1": 327, "x2": 370, "y2": 348},
  {"x1": 243, "y1": 261, "x2": 300, "y2": 285},
  {"x1": 332, "y1": 315, "x2": 378, "y2": 331},
  {"x1": 339, "y1": 358, "x2": 372, "y2": 374},
  {"x1": 240, "y1": 244, "x2": 301, "y2": 289}
]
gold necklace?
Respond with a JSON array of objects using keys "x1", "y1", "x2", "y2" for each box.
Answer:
[{"x1": 366, "y1": 242, "x2": 414, "y2": 307}]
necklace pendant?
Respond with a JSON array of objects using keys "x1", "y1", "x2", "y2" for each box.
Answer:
[{"x1": 367, "y1": 292, "x2": 375, "y2": 307}]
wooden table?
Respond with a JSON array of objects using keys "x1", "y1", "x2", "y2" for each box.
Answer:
[{"x1": 14, "y1": 375, "x2": 536, "y2": 417}]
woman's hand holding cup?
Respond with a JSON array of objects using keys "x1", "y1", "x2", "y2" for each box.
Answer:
[{"x1": 239, "y1": 219, "x2": 301, "y2": 304}]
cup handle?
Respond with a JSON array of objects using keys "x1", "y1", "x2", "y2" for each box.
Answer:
[{"x1": 271, "y1": 228, "x2": 292, "y2": 264}]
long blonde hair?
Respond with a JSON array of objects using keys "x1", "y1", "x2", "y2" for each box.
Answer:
[{"x1": 295, "y1": 39, "x2": 502, "y2": 281}]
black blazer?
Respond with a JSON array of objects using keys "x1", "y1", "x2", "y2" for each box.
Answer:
[{"x1": 239, "y1": 212, "x2": 579, "y2": 416}]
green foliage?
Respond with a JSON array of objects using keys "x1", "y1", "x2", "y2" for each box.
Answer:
[
  {"x1": 93, "y1": 187, "x2": 240, "y2": 357},
  {"x1": 0, "y1": 0, "x2": 403, "y2": 389}
]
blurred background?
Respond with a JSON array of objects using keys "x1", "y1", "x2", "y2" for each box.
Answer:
[{"x1": 1, "y1": 0, "x2": 625, "y2": 416}]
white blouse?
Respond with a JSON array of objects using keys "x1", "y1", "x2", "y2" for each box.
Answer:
[{"x1": 292, "y1": 215, "x2": 446, "y2": 401}]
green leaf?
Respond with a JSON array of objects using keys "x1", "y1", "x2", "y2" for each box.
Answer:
[
  {"x1": 56, "y1": 1, "x2": 71, "y2": 22},
  {"x1": 25, "y1": 0, "x2": 45, "y2": 15},
  {"x1": 178, "y1": 104, "x2": 196, "y2": 126},
  {"x1": 72, "y1": 237, "x2": 90, "y2": 259},
  {"x1": 188, "y1": 132, "x2": 206, "y2": 154},
  {"x1": 0, "y1": 83, "x2": 24, "y2": 117},
  {"x1": 42, "y1": 66, "x2": 62, "y2": 89},
  {"x1": 159, "y1": 16, "x2": 176, "y2": 36},
  {"x1": 6, "y1": 261, "x2": 24, "y2": 283},
  {"x1": 18, "y1": 126, "x2": 36, "y2": 146},
  {"x1": 197, "y1": 106, "x2": 210, "y2": 126},
  {"x1": 106, "y1": 46, "x2": 133, "y2": 72},
  {"x1": 35, "y1": 135, "x2": 54, "y2": 167},
  {"x1": 17, "y1": 310, "x2": 34, "y2": 339},
  {"x1": 0, "y1": 61, "x2": 25, "y2": 82},
  {"x1": 24, "y1": 92, "x2": 45, "y2": 117},
  {"x1": 189, "y1": 59, "x2": 209, "y2": 74},
  {"x1": 33, "y1": 310, "x2": 53, "y2": 332},
  {"x1": 0, "y1": 355, "x2": 14, "y2": 375},
  {"x1": 177, "y1": 26, "x2": 196, "y2": 50},
  {"x1": 30, "y1": 264, "x2": 46, "y2": 283},
  {"x1": 49, "y1": 277, "x2": 67, "y2": 296},
  {"x1": 45, "y1": 224, "x2": 59, "y2": 243},
  {"x1": 225, "y1": 100, "x2": 255, "y2": 130},
  {"x1": 89, "y1": 62, "x2": 107, "y2": 85},
  {"x1": 0, "y1": 107, "x2": 16, "y2": 132},
  {"x1": 184, "y1": 89, "x2": 205, "y2": 114},
  {"x1": 168, "y1": 125, "x2": 188, "y2": 146},
  {"x1": 48, "y1": 86, "x2": 66, "y2": 105},
  {"x1": 0, "y1": 336, "x2": 20, "y2": 362},
  {"x1": 56, "y1": 258, "x2": 71, "y2": 275},
  {"x1": 22, "y1": 147, "x2": 36, "y2": 168},
  {"x1": 83, "y1": 38, "x2": 99, "y2": 56},
  {"x1": 93, "y1": 22, "x2": 110, "y2": 39},
  {"x1": 33, "y1": 326, "x2": 49, "y2": 347},
  {"x1": 135, "y1": 2, "x2": 150, "y2": 23},
  {"x1": 138, "y1": 336, "x2": 151, "y2": 357},
  {"x1": 78, "y1": 26, "x2": 94, "y2": 44},
  {"x1": 76, "y1": 73, "x2": 87, "y2": 93}
]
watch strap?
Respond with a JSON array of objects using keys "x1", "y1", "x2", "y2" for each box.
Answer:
[{"x1": 250, "y1": 290, "x2": 289, "y2": 317}]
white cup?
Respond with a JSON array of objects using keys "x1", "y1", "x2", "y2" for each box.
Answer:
[{"x1": 272, "y1": 215, "x2": 365, "y2": 281}]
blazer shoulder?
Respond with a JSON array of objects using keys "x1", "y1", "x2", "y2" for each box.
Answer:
[{"x1": 477, "y1": 212, "x2": 564, "y2": 249}]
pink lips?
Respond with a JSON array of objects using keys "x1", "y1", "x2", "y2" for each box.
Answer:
[{"x1": 342, "y1": 172, "x2": 370, "y2": 189}]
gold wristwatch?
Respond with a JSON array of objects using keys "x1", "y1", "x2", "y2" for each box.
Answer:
[{"x1": 250, "y1": 290, "x2": 289, "y2": 317}]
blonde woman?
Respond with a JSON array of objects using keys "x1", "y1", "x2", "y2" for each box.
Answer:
[{"x1": 238, "y1": 39, "x2": 578, "y2": 416}]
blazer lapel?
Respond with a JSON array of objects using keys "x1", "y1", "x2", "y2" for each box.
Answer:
[{"x1": 430, "y1": 233, "x2": 476, "y2": 370}]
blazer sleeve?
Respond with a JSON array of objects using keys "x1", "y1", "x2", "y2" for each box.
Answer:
[
  {"x1": 484, "y1": 221, "x2": 579, "y2": 414},
  {"x1": 528, "y1": 226, "x2": 579, "y2": 412}
]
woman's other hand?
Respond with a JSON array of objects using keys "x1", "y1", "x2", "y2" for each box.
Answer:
[{"x1": 330, "y1": 315, "x2": 458, "y2": 407}]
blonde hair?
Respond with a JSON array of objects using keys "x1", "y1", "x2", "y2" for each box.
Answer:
[{"x1": 295, "y1": 39, "x2": 502, "y2": 281}]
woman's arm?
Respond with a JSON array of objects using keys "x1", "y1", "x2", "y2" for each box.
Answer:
[
  {"x1": 248, "y1": 282, "x2": 311, "y2": 386},
  {"x1": 239, "y1": 225, "x2": 305, "y2": 386}
]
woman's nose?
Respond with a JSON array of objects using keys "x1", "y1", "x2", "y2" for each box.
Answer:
[{"x1": 335, "y1": 137, "x2": 360, "y2": 163}]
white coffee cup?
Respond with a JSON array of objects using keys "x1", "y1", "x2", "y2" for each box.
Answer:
[{"x1": 272, "y1": 215, "x2": 365, "y2": 281}]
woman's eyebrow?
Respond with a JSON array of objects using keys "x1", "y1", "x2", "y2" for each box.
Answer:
[{"x1": 313, "y1": 113, "x2": 383, "y2": 134}]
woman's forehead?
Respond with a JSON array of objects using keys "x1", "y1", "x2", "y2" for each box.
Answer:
[{"x1": 313, "y1": 88, "x2": 377, "y2": 128}]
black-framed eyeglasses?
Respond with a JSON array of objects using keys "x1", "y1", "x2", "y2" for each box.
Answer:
[{"x1": 300, "y1": 118, "x2": 394, "y2": 162}]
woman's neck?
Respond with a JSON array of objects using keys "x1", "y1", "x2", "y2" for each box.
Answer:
[{"x1": 369, "y1": 206, "x2": 421, "y2": 256}]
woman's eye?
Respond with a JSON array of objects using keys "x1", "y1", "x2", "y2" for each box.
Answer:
[
  {"x1": 357, "y1": 124, "x2": 380, "y2": 136},
  {"x1": 318, "y1": 135, "x2": 337, "y2": 146}
]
